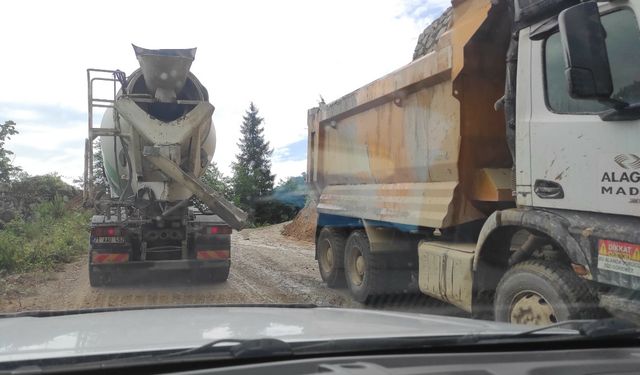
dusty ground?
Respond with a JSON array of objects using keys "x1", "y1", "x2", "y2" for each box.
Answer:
[{"x1": 0, "y1": 223, "x2": 464, "y2": 317}]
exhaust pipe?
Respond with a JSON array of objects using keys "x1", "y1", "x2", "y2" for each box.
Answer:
[{"x1": 132, "y1": 44, "x2": 196, "y2": 103}]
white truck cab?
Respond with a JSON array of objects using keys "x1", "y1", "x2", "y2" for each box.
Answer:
[{"x1": 518, "y1": 0, "x2": 640, "y2": 218}]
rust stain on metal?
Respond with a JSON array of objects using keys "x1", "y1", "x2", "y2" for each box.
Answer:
[{"x1": 470, "y1": 168, "x2": 514, "y2": 202}]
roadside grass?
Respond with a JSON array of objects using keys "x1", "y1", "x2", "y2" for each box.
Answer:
[{"x1": 0, "y1": 197, "x2": 90, "y2": 273}]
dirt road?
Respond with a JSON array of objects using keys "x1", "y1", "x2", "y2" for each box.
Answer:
[{"x1": 0, "y1": 223, "x2": 464, "y2": 317}]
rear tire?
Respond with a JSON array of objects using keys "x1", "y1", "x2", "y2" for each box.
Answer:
[
  {"x1": 194, "y1": 263, "x2": 230, "y2": 283},
  {"x1": 211, "y1": 263, "x2": 230, "y2": 283},
  {"x1": 494, "y1": 260, "x2": 598, "y2": 325},
  {"x1": 344, "y1": 230, "x2": 386, "y2": 303},
  {"x1": 89, "y1": 265, "x2": 107, "y2": 287},
  {"x1": 317, "y1": 227, "x2": 347, "y2": 288}
]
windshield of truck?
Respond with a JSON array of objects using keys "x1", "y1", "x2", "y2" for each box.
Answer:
[{"x1": 1, "y1": 0, "x2": 639, "y2": 370}]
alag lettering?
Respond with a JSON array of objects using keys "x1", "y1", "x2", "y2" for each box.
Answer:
[
  {"x1": 601, "y1": 171, "x2": 640, "y2": 183},
  {"x1": 601, "y1": 171, "x2": 640, "y2": 196}
]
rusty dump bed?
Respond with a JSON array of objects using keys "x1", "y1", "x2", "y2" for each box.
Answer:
[{"x1": 307, "y1": 0, "x2": 514, "y2": 229}]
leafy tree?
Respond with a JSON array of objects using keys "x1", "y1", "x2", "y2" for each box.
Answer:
[
  {"x1": 192, "y1": 161, "x2": 233, "y2": 213},
  {"x1": 0, "y1": 120, "x2": 21, "y2": 183},
  {"x1": 9, "y1": 173, "x2": 75, "y2": 219},
  {"x1": 200, "y1": 161, "x2": 232, "y2": 200},
  {"x1": 231, "y1": 103, "x2": 275, "y2": 223},
  {"x1": 13, "y1": 173, "x2": 71, "y2": 201}
]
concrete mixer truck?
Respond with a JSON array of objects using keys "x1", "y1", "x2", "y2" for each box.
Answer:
[
  {"x1": 84, "y1": 45, "x2": 247, "y2": 286},
  {"x1": 308, "y1": 0, "x2": 640, "y2": 324}
]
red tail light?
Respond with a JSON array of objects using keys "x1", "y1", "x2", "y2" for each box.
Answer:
[
  {"x1": 208, "y1": 226, "x2": 232, "y2": 235},
  {"x1": 92, "y1": 226, "x2": 124, "y2": 237}
]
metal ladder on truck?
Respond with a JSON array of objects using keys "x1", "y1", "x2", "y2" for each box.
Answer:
[{"x1": 83, "y1": 69, "x2": 127, "y2": 207}]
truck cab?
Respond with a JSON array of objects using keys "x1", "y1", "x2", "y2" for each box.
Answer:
[
  {"x1": 503, "y1": 0, "x2": 640, "y2": 321},
  {"x1": 520, "y1": 1, "x2": 640, "y2": 217}
]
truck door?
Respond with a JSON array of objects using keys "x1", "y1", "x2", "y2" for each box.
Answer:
[{"x1": 527, "y1": 2, "x2": 640, "y2": 218}]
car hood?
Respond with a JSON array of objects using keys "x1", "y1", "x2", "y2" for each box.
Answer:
[{"x1": 0, "y1": 306, "x2": 527, "y2": 362}]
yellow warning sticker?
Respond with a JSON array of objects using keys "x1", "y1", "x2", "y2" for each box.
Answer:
[{"x1": 598, "y1": 239, "x2": 640, "y2": 277}]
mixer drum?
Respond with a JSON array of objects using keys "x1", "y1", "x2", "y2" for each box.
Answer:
[{"x1": 99, "y1": 47, "x2": 216, "y2": 203}]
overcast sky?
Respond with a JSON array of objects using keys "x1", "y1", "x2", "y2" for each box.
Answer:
[{"x1": 0, "y1": 0, "x2": 449, "y2": 185}]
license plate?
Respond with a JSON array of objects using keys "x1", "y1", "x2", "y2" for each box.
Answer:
[
  {"x1": 598, "y1": 239, "x2": 640, "y2": 277},
  {"x1": 94, "y1": 237, "x2": 125, "y2": 244}
]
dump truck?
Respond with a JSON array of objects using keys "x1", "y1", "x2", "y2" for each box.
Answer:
[
  {"x1": 84, "y1": 46, "x2": 247, "y2": 286},
  {"x1": 308, "y1": 0, "x2": 640, "y2": 325}
]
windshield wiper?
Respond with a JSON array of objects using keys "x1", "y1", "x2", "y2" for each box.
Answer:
[
  {"x1": 189, "y1": 320, "x2": 640, "y2": 358},
  {"x1": 0, "y1": 303, "x2": 319, "y2": 319},
  {"x1": 8, "y1": 319, "x2": 639, "y2": 375},
  {"x1": 458, "y1": 318, "x2": 640, "y2": 344},
  {"x1": 160, "y1": 338, "x2": 293, "y2": 359},
  {"x1": 105, "y1": 318, "x2": 640, "y2": 363},
  {"x1": 1, "y1": 339, "x2": 295, "y2": 375}
]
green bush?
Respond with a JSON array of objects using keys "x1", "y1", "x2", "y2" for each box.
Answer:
[
  {"x1": 0, "y1": 201, "x2": 90, "y2": 273},
  {"x1": 35, "y1": 194, "x2": 66, "y2": 220},
  {"x1": 8, "y1": 173, "x2": 75, "y2": 220},
  {"x1": 0, "y1": 229, "x2": 20, "y2": 271}
]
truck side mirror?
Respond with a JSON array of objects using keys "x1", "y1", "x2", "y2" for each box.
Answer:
[{"x1": 558, "y1": 1, "x2": 613, "y2": 99}]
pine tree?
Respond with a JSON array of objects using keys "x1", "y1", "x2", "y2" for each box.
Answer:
[{"x1": 231, "y1": 103, "x2": 275, "y2": 223}]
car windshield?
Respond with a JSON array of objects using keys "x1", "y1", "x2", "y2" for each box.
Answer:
[{"x1": 1, "y1": 0, "x2": 640, "y2": 369}]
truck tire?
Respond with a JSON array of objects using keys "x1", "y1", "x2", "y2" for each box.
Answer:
[
  {"x1": 211, "y1": 264, "x2": 230, "y2": 283},
  {"x1": 494, "y1": 260, "x2": 598, "y2": 325},
  {"x1": 344, "y1": 230, "x2": 386, "y2": 303},
  {"x1": 194, "y1": 264, "x2": 230, "y2": 283},
  {"x1": 317, "y1": 227, "x2": 347, "y2": 288},
  {"x1": 89, "y1": 265, "x2": 107, "y2": 287}
]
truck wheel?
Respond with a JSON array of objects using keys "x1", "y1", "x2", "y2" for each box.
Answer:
[
  {"x1": 494, "y1": 260, "x2": 597, "y2": 325},
  {"x1": 344, "y1": 230, "x2": 385, "y2": 303},
  {"x1": 89, "y1": 266, "x2": 107, "y2": 287},
  {"x1": 194, "y1": 263, "x2": 230, "y2": 283},
  {"x1": 211, "y1": 264, "x2": 230, "y2": 283},
  {"x1": 317, "y1": 227, "x2": 347, "y2": 288}
]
